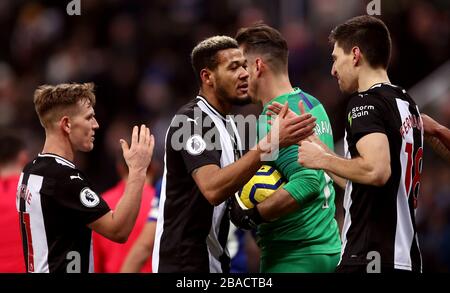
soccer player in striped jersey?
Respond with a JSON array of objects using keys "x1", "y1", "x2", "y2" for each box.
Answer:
[
  {"x1": 229, "y1": 23, "x2": 341, "y2": 272},
  {"x1": 17, "y1": 83, "x2": 154, "y2": 273},
  {"x1": 297, "y1": 16, "x2": 424, "y2": 272},
  {"x1": 152, "y1": 36, "x2": 316, "y2": 273}
]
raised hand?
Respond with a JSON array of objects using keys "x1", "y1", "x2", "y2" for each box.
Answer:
[
  {"x1": 267, "y1": 101, "x2": 316, "y2": 149},
  {"x1": 120, "y1": 124, "x2": 155, "y2": 173},
  {"x1": 266, "y1": 100, "x2": 304, "y2": 121}
]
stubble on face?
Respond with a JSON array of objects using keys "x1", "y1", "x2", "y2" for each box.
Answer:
[{"x1": 214, "y1": 49, "x2": 251, "y2": 106}]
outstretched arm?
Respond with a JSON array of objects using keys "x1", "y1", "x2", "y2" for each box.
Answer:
[
  {"x1": 193, "y1": 103, "x2": 316, "y2": 206},
  {"x1": 267, "y1": 102, "x2": 347, "y2": 189},
  {"x1": 422, "y1": 114, "x2": 450, "y2": 163},
  {"x1": 305, "y1": 135, "x2": 347, "y2": 189},
  {"x1": 299, "y1": 132, "x2": 391, "y2": 187},
  {"x1": 89, "y1": 125, "x2": 155, "y2": 243}
]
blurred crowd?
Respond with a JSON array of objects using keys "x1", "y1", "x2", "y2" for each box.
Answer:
[{"x1": 0, "y1": 0, "x2": 449, "y2": 272}]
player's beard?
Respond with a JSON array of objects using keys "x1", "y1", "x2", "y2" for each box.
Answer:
[{"x1": 216, "y1": 83, "x2": 251, "y2": 106}]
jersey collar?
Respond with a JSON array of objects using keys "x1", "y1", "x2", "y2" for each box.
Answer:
[
  {"x1": 263, "y1": 87, "x2": 301, "y2": 108},
  {"x1": 38, "y1": 153, "x2": 76, "y2": 169},
  {"x1": 197, "y1": 95, "x2": 228, "y2": 121}
]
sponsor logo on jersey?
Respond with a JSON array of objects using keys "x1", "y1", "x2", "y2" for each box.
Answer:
[
  {"x1": 348, "y1": 105, "x2": 375, "y2": 124},
  {"x1": 186, "y1": 134, "x2": 206, "y2": 155},
  {"x1": 80, "y1": 187, "x2": 100, "y2": 208},
  {"x1": 187, "y1": 117, "x2": 199, "y2": 125},
  {"x1": 70, "y1": 173, "x2": 83, "y2": 181}
]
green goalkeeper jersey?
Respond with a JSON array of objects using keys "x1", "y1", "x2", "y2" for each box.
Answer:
[{"x1": 256, "y1": 87, "x2": 341, "y2": 258}]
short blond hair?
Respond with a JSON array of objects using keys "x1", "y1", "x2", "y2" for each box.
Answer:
[{"x1": 33, "y1": 82, "x2": 96, "y2": 128}]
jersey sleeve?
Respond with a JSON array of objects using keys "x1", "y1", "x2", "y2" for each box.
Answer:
[
  {"x1": 275, "y1": 145, "x2": 321, "y2": 206},
  {"x1": 258, "y1": 103, "x2": 320, "y2": 206},
  {"x1": 53, "y1": 169, "x2": 110, "y2": 225},
  {"x1": 147, "y1": 179, "x2": 161, "y2": 222},
  {"x1": 267, "y1": 93, "x2": 322, "y2": 205},
  {"x1": 168, "y1": 109, "x2": 221, "y2": 174},
  {"x1": 347, "y1": 94, "x2": 387, "y2": 143}
]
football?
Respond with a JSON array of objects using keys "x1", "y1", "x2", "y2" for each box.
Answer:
[{"x1": 238, "y1": 165, "x2": 286, "y2": 209}]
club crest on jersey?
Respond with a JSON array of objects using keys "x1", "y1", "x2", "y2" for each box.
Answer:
[
  {"x1": 80, "y1": 187, "x2": 100, "y2": 208},
  {"x1": 186, "y1": 134, "x2": 206, "y2": 155}
]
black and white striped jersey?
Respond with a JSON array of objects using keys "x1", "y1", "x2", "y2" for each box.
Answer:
[
  {"x1": 17, "y1": 153, "x2": 110, "y2": 273},
  {"x1": 340, "y1": 83, "x2": 423, "y2": 272},
  {"x1": 152, "y1": 96, "x2": 242, "y2": 273}
]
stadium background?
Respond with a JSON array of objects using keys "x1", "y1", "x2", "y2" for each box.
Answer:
[{"x1": 0, "y1": 0, "x2": 449, "y2": 272}]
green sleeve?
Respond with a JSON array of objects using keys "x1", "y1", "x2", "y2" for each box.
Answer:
[{"x1": 275, "y1": 144, "x2": 321, "y2": 206}]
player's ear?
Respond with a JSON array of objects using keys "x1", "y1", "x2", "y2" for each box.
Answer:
[
  {"x1": 60, "y1": 116, "x2": 71, "y2": 134},
  {"x1": 352, "y1": 46, "x2": 362, "y2": 66},
  {"x1": 200, "y1": 68, "x2": 213, "y2": 86},
  {"x1": 255, "y1": 58, "x2": 263, "y2": 77}
]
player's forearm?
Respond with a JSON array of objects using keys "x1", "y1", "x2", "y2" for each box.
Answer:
[
  {"x1": 327, "y1": 171, "x2": 347, "y2": 189},
  {"x1": 323, "y1": 154, "x2": 390, "y2": 186},
  {"x1": 121, "y1": 243, "x2": 151, "y2": 272},
  {"x1": 201, "y1": 149, "x2": 264, "y2": 205},
  {"x1": 120, "y1": 222, "x2": 155, "y2": 272},
  {"x1": 425, "y1": 133, "x2": 450, "y2": 164},
  {"x1": 257, "y1": 189, "x2": 299, "y2": 221},
  {"x1": 111, "y1": 169, "x2": 147, "y2": 241},
  {"x1": 435, "y1": 125, "x2": 450, "y2": 151}
]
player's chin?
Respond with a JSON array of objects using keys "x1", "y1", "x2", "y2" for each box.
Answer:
[
  {"x1": 339, "y1": 83, "x2": 351, "y2": 94},
  {"x1": 82, "y1": 142, "x2": 94, "y2": 152},
  {"x1": 231, "y1": 90, "x2": 250, "y2": 103},
  {"x1": 232, "y1": 95, "x2": 252, "y2": 106}
]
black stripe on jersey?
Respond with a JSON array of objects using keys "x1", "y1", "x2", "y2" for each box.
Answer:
[
  {"x1": 18, "y1": 172, "x2": 31, "y2": 273},
  {"x1": 218, "y1": 210, "x2": 230, "y2": 273}
]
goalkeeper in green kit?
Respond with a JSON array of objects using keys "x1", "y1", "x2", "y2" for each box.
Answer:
[{"x1": 228, "y1": 23, "x2": 341, "y2": 272}]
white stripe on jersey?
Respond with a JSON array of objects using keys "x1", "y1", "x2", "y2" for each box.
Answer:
[
  {"x1": 152, "y1": 121, "x2": 172, "y2": 273},
  {"x1": 339, "y1": 131, "x2": 353, "y2": 265},
  {"x1": 16, "y1": 172, "x2": 24, "y2": 211},
  {"x1": 28, "y1": 174, "x2": 49, "y2": 273},
  {"x1": 394, "y1": 98, "x2": 416, "y2": 271},
  {"x1": 197, "y1": 98, "x2": 240, "y2": 272},
  {"x1": 89, "y1": 238, "x2": 94, "y2": 273}
]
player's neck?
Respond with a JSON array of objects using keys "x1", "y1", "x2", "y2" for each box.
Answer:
[
  {"x1": 42, "y1": 132, "x2": 75, "y2": 163},
  {"x1": 260, "y1": 73, "x2": 293, "y2": 105},
  {"x1": 198, "y1": 89, "x2": 231, "y2": 115},
  {"x1": 358, "y1": 67, "x2": 390, "y2": 92}
]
